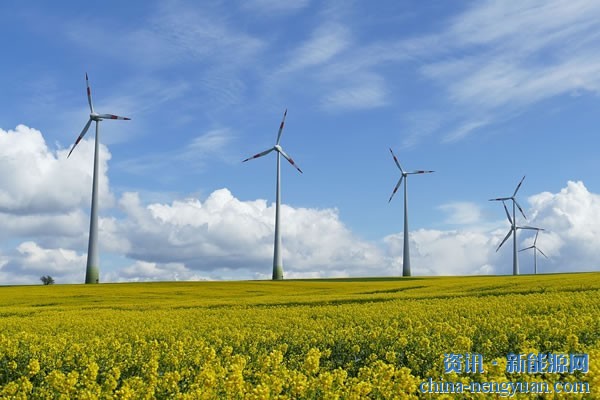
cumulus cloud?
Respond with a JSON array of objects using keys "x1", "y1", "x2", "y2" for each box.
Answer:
[
  {"x1": 115, "y1": 188, "x2": 388, "y2": 278},
  {"x1": 526, "y1": 181, "x2": 600, "y2": 272},
  {"x1": 0, "y1": 125, "x2": 113, "y2": 215},
  {"x1": 380, "y1": 181, "x2": 600, "y2": 276},
  {"x1": 105, "y1": 261, "x2": 210, "y2": 282},
  {"x1": 0, "y1": 123, "x2": 597, "y2": 283},
  {"x1": 0, "y1": 241, "x2": 85, "y2": 284},
  {"x1": 384, "y1": 229, "x2": 498, "y2": 276}
]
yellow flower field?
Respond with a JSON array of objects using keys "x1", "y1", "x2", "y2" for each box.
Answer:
[{"x1": 0, "y1": 273, "x2": 599, "y2": 399}]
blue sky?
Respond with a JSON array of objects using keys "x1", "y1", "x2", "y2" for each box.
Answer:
[{"x1": 1, "y1": 0, "x2": 599, "y2": 283}]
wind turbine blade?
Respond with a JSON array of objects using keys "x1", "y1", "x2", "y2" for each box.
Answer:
[
  {"x1": 503, "y1": 201, "x2": 513, "y2": 225},
  {"x1": 278, "y1": 147, "x2": 303, "y2": 173},
  {"x1": 242, "y1": 147, "x2": 274, "y2": 162},
  {"x1": 496, "y1": 229, "x2": 513, "y2": 252},
  {"x1": 538, "y1": 248, "x2": 548, "y2": 258},
  {"x1": 408, "y1": 170, "x2": 434, "y2": 174},
  {"x1": 533, "y1": 230, "x2": 539, "y2": 245},
  {"x1": 519, "y1": 246, "x2": 534, "y2": 252},
  {"x1": 513, "y1": 199, "x2": 527, "y2": 220},
  {"x1": 489, "y1": 197, "x2": 511, "y2": 201},
  {"x1": 388, "y1": 176, "x2": 403, "y2": 203},
  {"x1": 86, "y1": 73, "x2": 94, "y2": 113},
  {"x1": 513, "y1": 175, "x2": 526, "y2": 197},
  {"x1": 96, "y1": 114, "x2": 131, "y2": 120},
  {"x1": 389, "y1": 148, "x2": 404, "y2": 173},
  {"x1": 67, "y1": 119, "x2": 93, "y2": 158},
  {"x1": 519, "y1": 225, "x2": 538, "y2": 230},
  {"x1": 275, "y1": 109, "x2": 287, "y2": 145}
]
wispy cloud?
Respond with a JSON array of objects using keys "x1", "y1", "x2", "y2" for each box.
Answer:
[
  {"x1": 410, "y1": 0, "x2": 600, "y2": 144},
  {"x1": 61, "y1": 2, "x2": 263, "y2": 114},
  {"x1": 241, "y1": 0, "x2": 311, "y2": 16},
  {"x1": 438, "y1": 202, "x2": 483, "y2": 226},
  {"x1": 398, "y1": 111, "x2": 443, "y2": 148},
  {"x1": 320, "y1": 79, "x2": 388, "y2": 111},
  {"x1": 54, "y1": 77, "x2": 190, "y2": 146},
  {"x1": 180, "y1": 128, "x2": 235, "y2": 163},
  {"x1": 443, "y1": 119, "x2": 490, "y2": 143},
  {"x1": 65, "y1": 2, "x2": 265, "y2": 70},
  {"x1": 150, "y1": 1, "x2": 265, "y2": 66},
  {"x1": 280, "y1": 24, "x2": 351, "y2": 72},
  {"x1": 116, "y1": 128, "x2": 236, "y2": 178}
]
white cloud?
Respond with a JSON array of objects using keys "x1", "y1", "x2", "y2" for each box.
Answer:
[
  {"x1": 66, "y1": 2, "x2": 264, "y2": 70},
  {"x1": 0, "y1": 210, "x2": 87, "y2": 242},
  {"x1": 526, "y1": 181, "x2": 600, "y2": 271},
  {"x1": 442, "y1": 119, "x2": 491, "y2": 143},
  {"x1": 438, "y1": 202, "x2": 483, "y2": 226},
  {"x1": 152, "y1": 2, "x2": 265, "y2": 65},
  {"x1": 109, "y1": 181, "x2": 600, "y2": 279},
  {"x1": 398, "y1": 111, "x2": 443, "y2": 149},
  {"x1": 0, "y1": 125, "x2": 113, "y2": 215},
  {"x1": 282, "y1": 24, "x2": 351, "y2": 72},
  {"x1": 114, "y1": 188, "x2": 388, "y2": 278},
  {"x1": 0, "y1": 241, "x2": 86, "y2": 284},
  {"x1": 106, "y1": 261, "x2": 210, "y2": 282},
  {"x1": 0, "y1": 127, "x2": 597, "y2": 283},
  {"x1": 448, "y1": 0, "x2": 600, "y2": 50},
  {"x1": 321, "y1": 80, "x2": 388, "y2": 111},
  {"x1": 412, "y1": 0, "x2": 600, "y2": 144},
  {"x1": 385, "y1": 229, "x2": 499, "y2": 276},
  {"x1": 112, "y1": 189, "x2": 390, "y2": 276},
  {"x1": 116, "y1": 128, "x2": 235, "y2": 177},
  {"x1": 180, "y1": 128, "x2": 235, "y2": 163},
  {"x1": 267, "y1": 20, "x2": 399, "y2": 112}
]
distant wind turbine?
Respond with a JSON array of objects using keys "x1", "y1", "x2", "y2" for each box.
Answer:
[
  {"x1": 490, "y1": 176, "x2": 528, "y2": 276},
  {"x1": 243, "y1": 110, "x2": 302, "y2": 280},
  {"x1": 519, "y1": 229, "x2": 547, "y2": 274},
  {"x1": 388, "y1": 148, "x2": 434, "y2": 277},
  {"x1": 67, "y1": 73, "x2": 130, "y2": 284}
]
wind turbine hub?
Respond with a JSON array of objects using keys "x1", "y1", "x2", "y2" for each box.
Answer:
[
  {"x1": 274, "y1": 144, "x2": 282, "y2": 152},
  {"x1": 90, "y1": 113, "x2": 101, "y2": 121}
]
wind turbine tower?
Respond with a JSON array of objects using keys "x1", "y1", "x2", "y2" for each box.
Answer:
[
  {"x1": 388, "y1": 148, "x2": 434, "y2": 277},
  {"x1": 67, "y1": 73, "x2": 130, "y2": 284},
  {"x1": 243, "y1": 110, "x2": 303, "y2": 280},
  {"x1": 519, "y1": 229, "x2": 547, "y2": 274}
]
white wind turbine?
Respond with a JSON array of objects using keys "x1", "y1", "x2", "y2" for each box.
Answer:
[
  {"x1": 489, "y1": 176, "x2": 528, "y2": 276},
  {"x1": 495, "y1": 198, "x2": 541, "y2": 275},
  {"x1": 519, "y1": 229, "x2": 547, "y2": 275},
  {"x1": 388, "y1": 148, "x2": 434, "y2": 277},
  {"x1": 243, "y1": 109, "x2": 302, "y2": 280},
  {"x1": 67, "y1": 73, "x2": 130, "y2": 284}
]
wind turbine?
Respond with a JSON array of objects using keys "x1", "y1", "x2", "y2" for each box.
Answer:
[
  {"x1": 490, "y1": 176, "x2": 528, "y2": 276},
  {"x1": 519, "y1": 229, "x2": 547, "y2": 274},
  {"x1": 67, "y1": 73, "x2": 130, "y2": 284},
  {"x1": 243, "y1": 109, "x2": 302, "y2": 280},
  {"x1": 388, "y1": 148, "x2": 434, "y2": 277}
]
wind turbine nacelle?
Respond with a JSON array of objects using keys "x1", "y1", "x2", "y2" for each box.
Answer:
[
  {"x1": 274, "y1": 144, "x2": 282, "y2": 152},
  {"x1": 90, "y1": 113, "x2": 101, "y2": 121}
]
